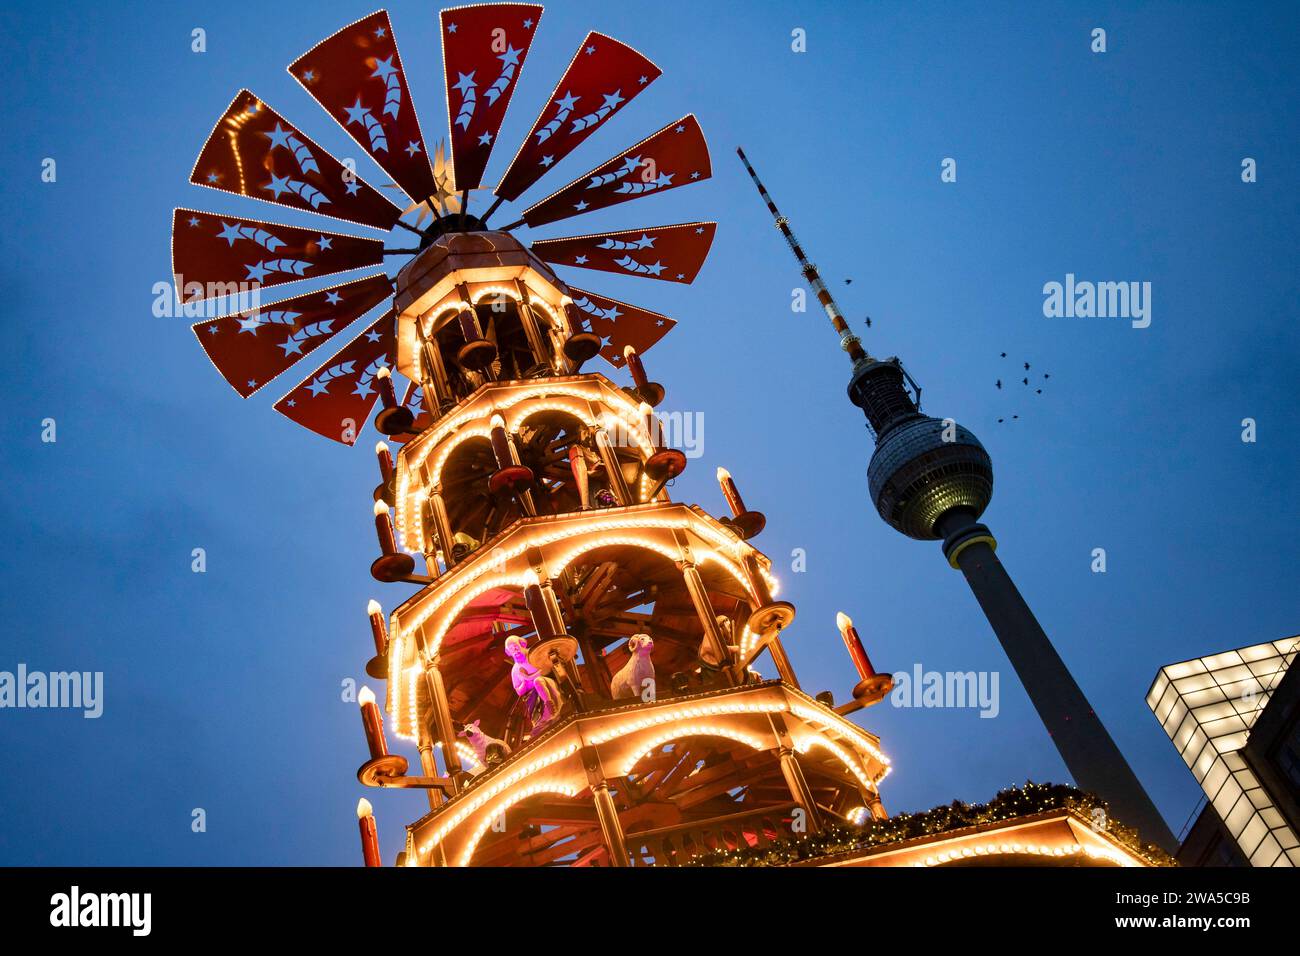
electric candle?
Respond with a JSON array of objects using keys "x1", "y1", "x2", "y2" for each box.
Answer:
[
  {"x1": 358, "y1": 685, "x2": 388, "y2": 760},
  {"x1": 624, "y1": 345, "x2": 649, "y2": 390},
  {"x1": 374, "y1": 500, "x2": 398, "y2": 555},
  {"x1": 521, "y1": 569, "x2": 559, "y2": 641},
  {"x1": 375, "y1": 441, "x2": 394, "y2": 483},
  {"x1": 357, "y1": 798, "x2": 381, "y2": 867},
  {"x1": 489, "y1": 413, "x2": 512, "y2": 468},
  {"x1": 836, "y1": 611, "x2": 878, "y2": 681},
  {"x1": 366, "y1": 599, "x2": 387, "y2": 657},
  {"x1": 716, "y1": 467, "x2": 747, "y2": 517},
  {"x1": 375, "y1": 366, "x2": 398, "y2": 409}
]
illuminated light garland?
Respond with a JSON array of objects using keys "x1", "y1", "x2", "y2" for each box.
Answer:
[
  {"x1": 681, "y1": 781, "x2": 1175, "y2": 868},
  {"x1": 402, "y1": 381, "x2": 650, "y2": 475},
  {"x1": 794, "y1": 735, "x2": 877, "y2": 794},
  {"x1": 417, "y1": 743, "x2": 582, "y2": 856},
  {"x1": 846, "y1": 806, "x2": 870, "y2": 826},
  {"x1": 454, "y1": 741, "x2": 484, "y2": 771},
  {"x1": 790, "y1": 701, "x2": 891, "y2": 770},
  {"x1": 427, "y1": 425, "x2": 493, "y2": 486},
  {"x1": 586, "y1": 699, "x2": 788, "y2": 745},
  {"x1": 913, "y1": 842, "x2": 1139, "y2": 868},
  {"x1": 405, "y1": 664, "x2": 421, "y2": 744},
  {"x1": 620, "y1": 725, "x2": 767, "y2": 775},
  {"x1": 455, "y1": 783, "x2": 582, "y2": 867}
]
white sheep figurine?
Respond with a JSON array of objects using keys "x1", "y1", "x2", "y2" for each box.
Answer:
[
  {"x1": 457, "y1": 719, "x2": 511, "y2": 774},
  {"x1": 610, "y1": 633, "x2": 655, "y2": 700}
]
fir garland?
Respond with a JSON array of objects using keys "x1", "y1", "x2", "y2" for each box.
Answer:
[{"x1": 684, "y1": 781, "x2": 1177, "y2": 867}]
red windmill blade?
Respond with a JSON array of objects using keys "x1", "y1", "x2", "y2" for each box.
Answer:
[
  {"x1": 494, "y1": 31, "x2": 661, "y2": 203},
  {"x1": 273, "y1": 310, "x2": 397, "y2": 445},
  {"x1": 190, "y1": 90, "x2": 403, "y2": 232},
  {"x1": 531, "y1": 222, "x2": 715, "y2": 285},
  {"x1": 566, "y1": 286, "x2": 676, "y2": 366},
  {"x1": 191, "y1": 274, "x2": 393, "y2": 398},
  {"x1": 288, "y1": 9, "x2": 439, "y2": 204},
  {"x1": 172, "y1": 209, "x2": 385, "y2": 303},
  {"x1": 516, "y1": 115, "x2": 712, "y2": 229},
  {"x1": 440, "y1": 3, "x2": 544, "y2": 194}
]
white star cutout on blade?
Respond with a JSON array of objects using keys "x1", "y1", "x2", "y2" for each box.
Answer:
[
  {"x1": 371, "y1": 57, "x2": 398, "y2": 81},
  {"x1": 405, "y1": 141, "x2": 421, "y2": 157},
  {"x1": 264, "y1": 174, "x2": 292, "y2": 198},
  {"x1": 286, "y1": 399, "x2": 296, "y2": 407},
  {"x1": 447, "y1": 22, "x2": 457, "y2": 33},
  {"x1": 555, "y1": 91, "x2": 579, "y2": 112},
  {"x1": 265, "y1": 123, "x2": 295, "y2": 150},
  {"x1": 317, "y1": 236, "x2": 332, "y2": 251},
  {"x1": 575, "y1": 255, "x2": 588, "y2": 264},
  {"x1": 539, "y1": 155, "x2": 554, "y2": 167},
  {"x1": 217, "y1": 222, "x2": 244, "y2": 245},
  {"x1": 365, "y1": 330, "x2": 381, "y2": 343},
  {"x1": 574, "y1": 200, "x2": 588, "y2": 211},
  {"x1": 374, "y1": 26, "x2": 387, "y2": 38},
  {"x1": 187, "y1": 216, "x2": 199, "y2": 227},
  {"x1": 479, "y1": 132, "x2": 493, "y2": 145},
  {"x1": 325, "y1": 291, "x2": 342, "y2": 305},
  {"x1": 237, "y1": 316, "x2": 264, "y2": 334}
]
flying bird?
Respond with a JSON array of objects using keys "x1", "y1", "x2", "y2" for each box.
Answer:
[
  {"x1": 1024, "y1": 362, "x2": 1030, "y2": 371},
  {"x1": 995, "y1": 379, "x2": 1002, "y2": 390}
]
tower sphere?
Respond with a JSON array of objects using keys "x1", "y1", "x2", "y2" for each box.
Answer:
[
  {"x1": 848, "y1": 358, "x2": 993, "y2": 541},
  {"x1": 866, "y1": 415, "x2": 994, "y2": 540}
]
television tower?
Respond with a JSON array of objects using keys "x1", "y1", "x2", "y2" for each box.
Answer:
[{"x1": 737, "y1": 147, "x2": 1178, "y2": 853}]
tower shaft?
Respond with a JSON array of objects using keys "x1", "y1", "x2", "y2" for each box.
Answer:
[{"x1": 938, "y1": 511, "x2": 1178, "y2": 850}]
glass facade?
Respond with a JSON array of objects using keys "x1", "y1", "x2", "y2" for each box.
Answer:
[{"x1": 1148, "y1": 637, "x2": 1300, "y2": 867}]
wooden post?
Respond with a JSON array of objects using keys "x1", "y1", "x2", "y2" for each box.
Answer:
[
  {"x1": 582, "y1": 746, "x2": 630, "y2": 867},
  {"x1": 770, "y1": 713, "x2": 821, "y2": 834},
  {"x1": 423, "y1": 659, "x2": 462, "y2": 785},
  {"x1": 594, "y1": 428, "x2": 632, "y2": 505},
  {"x1": 679, "y1": 560, "x2": 732, "y2": 671}
]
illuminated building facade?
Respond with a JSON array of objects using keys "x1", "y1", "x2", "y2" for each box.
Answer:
[{"x1": 1149, "y1": 635, "x2": 1300, "y2": 866}]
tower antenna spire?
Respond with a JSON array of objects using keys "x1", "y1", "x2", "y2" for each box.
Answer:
[{"x1": 736, "y1": 147, "x2": 869, "y2": 365}]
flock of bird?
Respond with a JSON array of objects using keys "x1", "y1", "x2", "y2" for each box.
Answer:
[{"x1": 845, "y1": 283, "x2": 1050, "y2": 425}]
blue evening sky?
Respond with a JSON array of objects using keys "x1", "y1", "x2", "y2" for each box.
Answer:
[{"x1": 1, "y1": 0, "x2": 1296, "y2": 864}]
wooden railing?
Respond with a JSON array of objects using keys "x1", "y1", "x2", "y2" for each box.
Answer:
[{"x1": 627, "y1": 803, "x2": 799, "y2": 867}]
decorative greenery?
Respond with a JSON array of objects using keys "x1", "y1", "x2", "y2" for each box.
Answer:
[{"x1": 685, "y1": 781, "x2": 1177, "y2": 867}]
